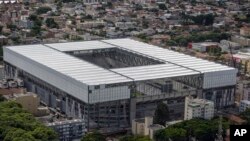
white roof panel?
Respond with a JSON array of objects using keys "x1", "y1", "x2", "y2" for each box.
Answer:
[
  {"x1": 102, "y1": 39, "x2": 235, "y2": 73},
  {"x1": 46, "y1": 41, "x2": 115, "y2": 51},
  {"x1": 111, "y1": 64, "x2": 199, "y2": 81},
  {"x1": 5, "y1": 44, "x2": 132, "y2": 85},
  {"x1": 4, "y1": 38, "x2": 237, "y2": 89}
]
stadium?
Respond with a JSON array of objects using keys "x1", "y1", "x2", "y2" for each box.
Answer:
[{"x1": 3, "y1": 38, "x2": 237, "y2": 131}]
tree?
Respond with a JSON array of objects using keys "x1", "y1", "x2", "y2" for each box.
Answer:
[
  {"x1": 45, "y1": 18, "x2": 59, "y2": 28},
  {"x1": 153, "y1": 102, "x2": 170, "y2": 126},
  {"x1": 0, "y1": 101, "x2": 58, "y2": 141},
  {"x1": 36, "y1": 7, "x2": 52, "y2": 15},
  {"x1": 28, "y1": 14, "x2": 42, "y2": 36},
  {"x1": 120, "y1": 135, "x2": 151, "y2": 141},
  {"x1": 158, "y1": 4, "x2": 167, "y2": 10},
  {"x1": 0, "y1": 95, "x2": 5, "y2": 102},
  {"x1": 241, "y1": 108, "x2": 250, "y2": 124},
  {"x1": 154, "y1": 127, "x2": 186, "y2": 141},
  {"x1": 81, "y1": 131, "x2": 105, "y2": 141},
  {"x1": 0, "y1": 25, "x2": 3, "y2": 34}
]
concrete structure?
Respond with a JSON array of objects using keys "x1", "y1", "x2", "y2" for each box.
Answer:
[
  {"x1": 231, "y1": 35, "x2": 250, "y2": 46},
  {"x1": 132, "y1": 117, "x2": 164, "y2": 140},
  {"x1": 132, "y1": 117, "x2": 153, "y2": 136},
  {"x1": 240, "y1": 26, "x2": 250, "y2": 37},
  {"x1": 184, "y1": 96, "x2": 214, "y2": 120},
  {"x1": 3, "y1": 38, "x2": 237, "y2": 132},
  {"x1": 233, "y1": 52, "x2": 250, "y2": 74},
  {"x1": 4, "y1": 91, "x2": 49, "y2": 116},
  {"x1": 47, "y1": 119, "x2": 86, "y2": 141},
  {"x1": 240, "y1": 100, "x2": 250, "y2": 112},
  {"x1": 220, "y1": 40, "x2": 241, "y2": 52},
  {"x1": 83, "y1": 0, "x2": 107, "y2": 4},
  {"x1": 165, "y1": 120, "x2": 183, "y2": 127},
  {"x1": 188, "y1": 42, "x2": 219, "y2": 53},
  {"x1": 237, "y1": 81, "x2": 250, "y2": 103},
  {"x1": 0, "y1": 35, "x2": 8, "y2": 45},
  {"x1": 148, "y1": 124, "x2": 165, "y2": 140},
  {"x1": 0, "y1": 65, "x2": 4, "y2": 80}
]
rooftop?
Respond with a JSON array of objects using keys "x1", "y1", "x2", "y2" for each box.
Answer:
[{"x1": 4, "y1": 38, "x2": 236, "y2": 86}]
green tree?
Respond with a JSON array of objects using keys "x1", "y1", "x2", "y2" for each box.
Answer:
[
  {"x1": 153, "y1": 102, "x2": 170, "y2": 126},
  {"x1": 120, "y1": 135, "x2": 151, "y2": 141},
  {"x1": 0, "y1": 101, "x2": 58, "y2": 141},
  {"x1": 0, "y1": 95, "x2": 5, "y2": 101},
  {"x1": 241, "y1": 108, "x2": 250, "y2": 124},
  {"x1": 154, "y1": 127, "x2": 186, "y2": 141},
  {"x1": 158, "y1": 4, "x2": 167, "y2": 10},
  {"x1": 81, "y1": 131, "x2": 105, "y2": 141},
  {"x1": 0, "y1": 25, "x2": 3, "y2": 34},
  {"x1": 45, "y1": 18, "x2": 59, "y2": 28},
  {"x1": 28, "y1": 14, "x2": 42, "y2": 36},
  {"x1": 36, "y1": 7, "x2": 52, "y2": 15}
]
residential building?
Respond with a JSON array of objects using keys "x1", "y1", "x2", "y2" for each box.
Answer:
[
  {"x1": 188, "y1": 42, "x2": 219, "y2": 53},
  {"x1": 132, "y1": 117, "x2": 153, "y2": 136},
  {"x1": 4, "y1": 91, "x2": 49, "y2": 116},
  {"x1": 47, "y1": 119, "x2": 86, "y2": 141},
  {"x1": 0, "y1": 35, "x2": 8, "y2": 45},
  {"x1": 184, "y1": 96, "x2": 214, "y2": 120},
  {"x1": 231, "y1": 35, "x2": 250, "y2": 46},
  {"x1": 233, "y1": 52, "x2": 250, "y2": 74},
  {"x1": 239, "y1": 100, "x2": 250, "y2": 112},
  {"x1": 132, "y1": 117, "x2": 164, "y2": 140},
  {"x1": 240, "y1": 26, "x2": 250, "y2": 37}
]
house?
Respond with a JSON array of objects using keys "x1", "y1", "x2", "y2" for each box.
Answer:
[
  {"x1": 132, "y1": 117, "x2": 164, "y2": 140},
  {"x1": 240, "y1": 26, "x2": 250, "y2": 37},
  {"x1": 231, "y1": 35, "x2": 250, "y2": 46},
  {"x1": 188, "y1": 42, "x2": 219, "y2": 53},
  {"x1": 0, "y1": 35, "x2": 8, "y2": 45},
  {"x1": 239, "y1": 100, "x2": 250, "y2": 112},
  {"x1": 184, "y1": 96, "x2": 214, "y2": 120}
]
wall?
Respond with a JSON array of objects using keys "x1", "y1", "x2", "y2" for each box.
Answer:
[
  {"x1": 4, "y1": 47, "x2": 89, "y2": 103},
  {"x1": 88, "y1": 85, "x2": 130, "y2": 103},
  {"x1": 203, "y1": 69, "x2": 237, "y2": 89}
]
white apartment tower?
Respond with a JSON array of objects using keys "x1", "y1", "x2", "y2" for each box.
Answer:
[{"x1": 184, "y1": 96, "x2": 214, "y2": 120}]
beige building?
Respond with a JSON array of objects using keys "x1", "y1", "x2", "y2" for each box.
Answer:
[
  {"x1": 132, "y1": 117, "x2": 164, "y2": 140},
  {"x1": 233, "y1": 52, "x2": 250, "y2": 75},
  {"x1": 4, "y1": 91, "x2": 49, "y2": 116},
  {"x1": 14, "y1": 92, "x2": 39, "y2": 115},
  {"x1": 232, "y1": 35, "x2": 250, "y2": 46},
  {"x1": 240, "y1": 26, "x2": 250, "y2": 37}
]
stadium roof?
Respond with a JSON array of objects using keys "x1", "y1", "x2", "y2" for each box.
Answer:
[{"x1": 5, "y1": 38, "x2": 236, "y2": 85}]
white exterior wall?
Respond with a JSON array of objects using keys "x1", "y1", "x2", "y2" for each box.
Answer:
[
  {"x1": 240, "y1": 100, "x2": 250, "y2": 112},
  {"x1": 4, "y1": 48, "x2": 89, "y2": 103},
  {"x1": 203, "y1": 69, "x2": 237, "y2": 89},
  {"x1": 88, "y1": 85, "x2": 130, "y2": 103},
  {"x1": 192, "y1": 44, "x2": 206, "y2": 52},
  {"x1": 184, "y1": 97, "x2": 214, "y2": 120}
]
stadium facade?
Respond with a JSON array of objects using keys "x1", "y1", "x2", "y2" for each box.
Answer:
[{"x1": 3, "y1": 38, "x2": 237, "y2": 132}]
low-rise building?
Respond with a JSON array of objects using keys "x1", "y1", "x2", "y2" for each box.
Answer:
[
  {"x1": 132, "y1": 117, "x2": 164, "y2": 140},
  {"x1": 231, "y1": 35, "x2": 250, "y2": 46},
  {"x1": 233, "y1": 52, "x2": 250, "y2": 74},
  {"x1": 240, "y1": 26, "x2": 250, "y2": 37},
  {"x1": 188, "y1": 42, "x2": 219, "y2": 53},
  {"x1": 184, "y1": 96, "x2": 214, "y2": 120},
  {"x1": 239, "y1": 100, "x2": 250, "y2": 112},
  {"x1": 47, "y1": 119, "x2": 86, "y2": 141},
  {"x1": 0, "y1": 35, "x2": 8, "y2": 45},
  {"x1": 4, "y1": 91, "x2": 49, "y2": 116}
]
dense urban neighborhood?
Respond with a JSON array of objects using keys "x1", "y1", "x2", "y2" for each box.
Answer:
[{"x1": 1, "y1": 0, "x2": 250, "y2": 141}]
